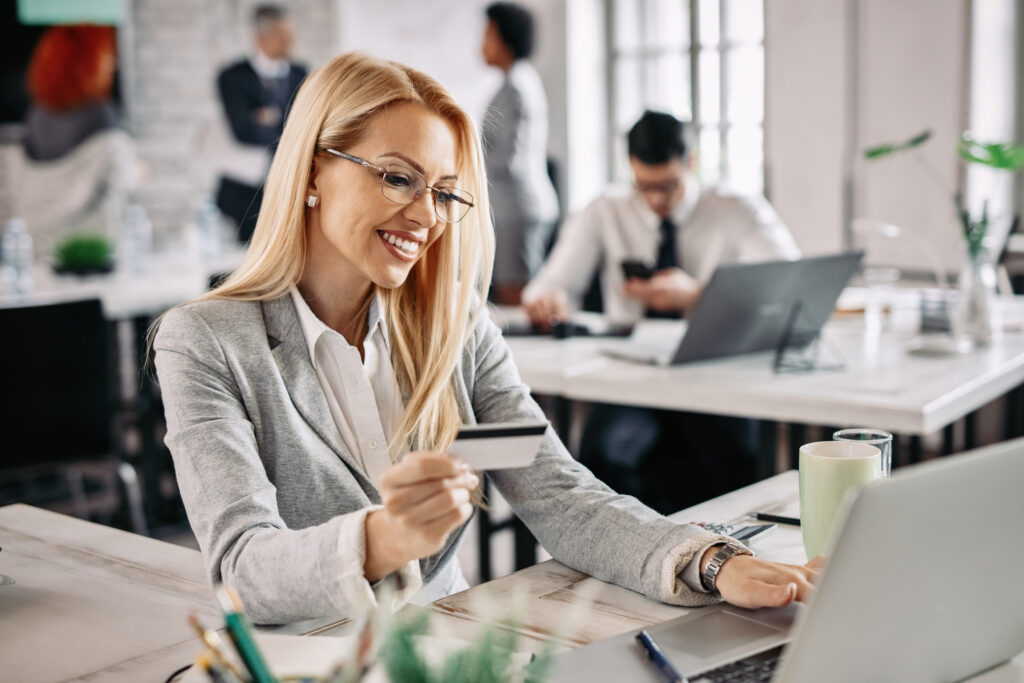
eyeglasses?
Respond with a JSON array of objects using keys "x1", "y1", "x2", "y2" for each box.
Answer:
[
  {"x1": 325, "y1": 149, "x2": 475, "y2": 223},
  {"x1": 634, "y1": 177, "x2": 683, "y2": 197}
]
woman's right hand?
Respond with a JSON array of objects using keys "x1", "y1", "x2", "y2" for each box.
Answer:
[{"x1": 364, "y1": 451, "x2": 478, "y2": 581}]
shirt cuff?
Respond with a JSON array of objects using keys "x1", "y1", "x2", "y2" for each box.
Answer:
[
  {"x1": 680, "y1": 541, "x2": 725, "y2": 593},
  {"x1": 335, "y1": 504, "x2": 423, "y2": 614}
]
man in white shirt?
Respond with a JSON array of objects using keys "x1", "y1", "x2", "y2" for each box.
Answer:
[
  {"x1": 522, "y1": 110, "x2": 799, "y2": 326},
  {"x1": 523, "y1": 111, "x2": 800, "y2": 513}
]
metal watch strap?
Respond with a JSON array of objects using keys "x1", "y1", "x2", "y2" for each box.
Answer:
[{"x1": 701, "y1": 541, "x2": 754, "y2": 593}]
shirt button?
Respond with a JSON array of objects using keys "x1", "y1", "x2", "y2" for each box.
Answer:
[{"x1": 368, "y1": 439, "x2": 379, "y2": 449}]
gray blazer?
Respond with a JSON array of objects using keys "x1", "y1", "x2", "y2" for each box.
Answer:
[
  {"x1": 482, "y1": 61, "x2": 559, "y2": 284},
  {"x1": 154, "y1": 294, "x2": 726, "y2": 624}
]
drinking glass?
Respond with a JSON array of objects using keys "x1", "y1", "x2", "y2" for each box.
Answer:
[{"x1": 833, "y1": 427, "x2": 893, "y2": 477}]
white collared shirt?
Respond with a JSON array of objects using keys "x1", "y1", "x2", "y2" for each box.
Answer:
[
  {"x1": 523, "y1": 181, "x2": 801, "y2": 324},
  {"x1": 289, "y1": 288, "x2": 704, "y2": 598},
  {"x1": 289, "y1": 288, "x2": 470, "y2": 607},
  {"x1": 289, "y1": 288, "x2": 402, "y2": 489},
  {"x1": 249, "y1": 49, "x2": 290, "y2": 80}
]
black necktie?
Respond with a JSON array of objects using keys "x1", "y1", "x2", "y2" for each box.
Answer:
[
  {"x1": 647, "y1": 218, "x2": 681, "y2": 319},
  {"x1": 655, "y1": 217, "x2": 678, "y2": 271}
]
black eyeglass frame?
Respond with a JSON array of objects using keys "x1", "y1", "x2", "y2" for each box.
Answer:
[{"x1": 325, "y1": 149, "x2": 475, "y2": 223}]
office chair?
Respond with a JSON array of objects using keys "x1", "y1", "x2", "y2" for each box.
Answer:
[{"x1": 0, "y1": 298, "x2": 147, "y2": 534}]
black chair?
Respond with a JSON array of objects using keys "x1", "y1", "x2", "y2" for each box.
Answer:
[{"x1": 0, "y1": 298, "x2": 147, "y2": 533}]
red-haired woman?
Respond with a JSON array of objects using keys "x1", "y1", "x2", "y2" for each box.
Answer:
[
  {"x1": 24, "y1": 25, "x2": 119, "y2": 161},
  {"x1": 18, "y1": 25, "x2": 136, "y2": 257}
]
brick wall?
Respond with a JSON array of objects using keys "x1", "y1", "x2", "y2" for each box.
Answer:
[{"x1": 122, "y1": 0, "x2": 338, "y2": 241}]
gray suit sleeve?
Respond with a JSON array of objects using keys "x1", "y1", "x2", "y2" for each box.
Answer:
[
  {"x1": 466, "y1": 314, "x2": 729, "y2": 606},
  {"x1": 153, "y1": 306, "x2": 414, "y2": 624}
]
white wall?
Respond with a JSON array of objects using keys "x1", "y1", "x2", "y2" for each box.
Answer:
[
  {"x1": 767, "y1": 0, "x2": 1017, "y2": 276},
  {"x1": 764, "y1": 0, "x2": 850, "y2": 257},
  {"x1": 334, "y1": 0, "x2": 500, "y2": 121}
]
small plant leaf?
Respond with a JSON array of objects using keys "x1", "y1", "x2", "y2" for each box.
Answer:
[
  {"x1": 863, "y1": 129, "x2": 932, "y2": 159},
  {"x1": 958, "y1": 134, "x2": 1024, "y2": 171}
]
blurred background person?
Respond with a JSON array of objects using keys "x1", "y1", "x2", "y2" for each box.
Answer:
[
  {"x1": 481, "y1": 2, "x2": 558, "y2": 305},
  {"x1": 523, "y1": 110, "x2": 799, "y2": 327},
  {"x1": 523, "y1": 110, "x2": 800, "y2": 514},
  {"x1": 214, "y1": 4, "x2": 307, "y2": 243},
  {"x1": 15, "y1": 24, "x2": 136, "y2": 259}
]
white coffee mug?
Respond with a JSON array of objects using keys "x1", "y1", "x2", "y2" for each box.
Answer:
[{"x1": 799, "y1": 440, "x2": 882, "y2": 560}]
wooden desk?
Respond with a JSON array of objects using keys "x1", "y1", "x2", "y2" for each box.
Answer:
[
  {"x1": 0, "y1": 504, "x2": 347, "y2": 683},
  {"x1": 429, "y1": 472, "x2": 1024, "y2": 681}
]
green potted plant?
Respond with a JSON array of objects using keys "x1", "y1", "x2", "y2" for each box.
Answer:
[
  {"x1": 864, "y1": 130, "x2": 1024, "y2": 345},
  {"x1": 53, "y1": 232, "x2": 115, "y2": 275}
]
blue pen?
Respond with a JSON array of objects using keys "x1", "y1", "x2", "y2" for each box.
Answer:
[{"x1": 636, "y1": 629, "x2": 687, "y2": 683}]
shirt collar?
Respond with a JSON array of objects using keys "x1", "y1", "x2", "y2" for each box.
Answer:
[
  {"x1": 289, "y1": 287, "x2": 387, "y2": 364},
  {"x1": 250, "y1": 49, "x2": 290, "y2": 80}
]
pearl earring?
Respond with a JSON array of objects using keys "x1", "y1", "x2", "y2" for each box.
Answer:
[{"x1": 307, "y1": 195, "x2": 319, "y2": 208}]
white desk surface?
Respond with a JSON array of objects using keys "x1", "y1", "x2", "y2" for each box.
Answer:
[
  {"x1": 430, "y1": 471, "x2": 1024, "y2": 681},
  {"x1": 0, "y1": 504, "x2": 348, "y2": 683},
  {"x1": 0, "y1": 247, "x2": 245, "y2": 320},
  {"x1": 502, "y1": 299, "x2": 1024, "y2": 435}
]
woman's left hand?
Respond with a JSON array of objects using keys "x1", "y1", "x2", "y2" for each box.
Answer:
[{"x1": 710, "y1": 554, "x2": 826, "y2": 609}]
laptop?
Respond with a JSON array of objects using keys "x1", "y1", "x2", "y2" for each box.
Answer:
[
  {"x1": 604, "y1": 252, "x2": 863, "y2": 365},
  {"x1": 550, "y1": 437, "x2": 1024, "y2": 682}
]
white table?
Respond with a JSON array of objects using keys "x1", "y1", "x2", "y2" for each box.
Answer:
[
  {"x1": 0, "y1": 504, "x2": 349, "y2": 683},
  {"x1": 0, "y1": 247, "x2": 245, "y2": 319},
  {"x1": 430, "y1": 472, "x2": 1024, "y2": 681},
  {"x1": 503, "y1": 299, "x2": 1024, "y2": 438}
]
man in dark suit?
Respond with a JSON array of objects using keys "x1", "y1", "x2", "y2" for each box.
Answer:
[{"x1": 215, "y1": 4, "x2": 307, "y2": 242}]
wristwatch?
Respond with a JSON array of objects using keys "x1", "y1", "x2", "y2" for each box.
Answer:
[{"x1": 701, "y1": 541, "x2": 754, "y2": 593}]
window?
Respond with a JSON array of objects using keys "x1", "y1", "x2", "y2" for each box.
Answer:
[{"x1": 608, "y1": 0, "x2": 765, "y2": 195}]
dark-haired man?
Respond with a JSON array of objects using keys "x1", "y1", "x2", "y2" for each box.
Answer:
[
  {"x1": 522, "y1": 110, "x2": 799, "y2": 513},
  {"x1": 215, "y1": 4, "x2": 308, "y2": 242},
  {"x1": 523, "y1": 110, "x2": 798, "y2": 325},
  {"x1": 482, "y1": 2, "x2": 559, "y2": 305}
]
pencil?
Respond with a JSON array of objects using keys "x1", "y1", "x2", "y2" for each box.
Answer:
[
  {"x1": 216, "y1": 587, "x2": 278, "y2": 683},
  {"x1": 188, "y1": 614, "x2": 247, "y2": 681}
]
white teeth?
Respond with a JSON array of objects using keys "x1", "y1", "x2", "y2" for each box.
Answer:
[{"x1": 381, "y1": 232, "x2": 418, "y2": 255}]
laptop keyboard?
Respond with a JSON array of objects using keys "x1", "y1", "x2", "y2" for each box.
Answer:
[{"x1": 689, "y1": 644, "x2": 784, "y2": 682}]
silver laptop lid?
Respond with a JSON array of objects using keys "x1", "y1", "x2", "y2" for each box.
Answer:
[{"x1": 776, "y1": 437, "x2": 1024, "y2": 683}]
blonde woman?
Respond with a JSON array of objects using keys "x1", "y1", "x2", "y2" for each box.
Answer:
[{"x1": 153, "y1": 52, "x2": 821, "y2": 625}]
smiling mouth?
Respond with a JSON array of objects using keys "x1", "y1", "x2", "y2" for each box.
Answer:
[{"x1": 377, "y1": 230, "x2": 420, "y2": 258}]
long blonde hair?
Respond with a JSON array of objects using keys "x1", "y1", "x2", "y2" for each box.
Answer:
[{"x1": 157, "y1": 52, "x2": 494, "y2": 459}]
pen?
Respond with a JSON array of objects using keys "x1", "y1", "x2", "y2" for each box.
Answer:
[
  {"x1": 196, "y1": 652, "x2": 231, "y2": 683},
  {"x1": 216, "y1": 586, "x2": 277, "y2": 683},
  {"x1": 636, "y1": 629, "x2": 687, "y2": 683},
  {"x1": 755, "y1": 512, "x2": 801, "y2": 526},
  {"x1": 188, "y1": 613, "x2": 246, "y2": 681}
]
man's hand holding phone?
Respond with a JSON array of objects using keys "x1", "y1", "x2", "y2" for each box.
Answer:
[{"x1": 622, "y1": 266, "x2": 701, "y2": 312}]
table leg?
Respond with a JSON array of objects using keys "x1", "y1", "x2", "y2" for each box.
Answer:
[
  {"x1": 965, "y1": 411, "x2": 978, "y2": 450},
  {"x1": 477, "y1": 479, "x2": 494, "y2": 583},
  {"x1": 1007, "y1": 385, "x2": 1024, "y2": 440},
  {"x1": 942, "y1": 423, "x2": 955, "y2": 455},
  {"x1": 513, "y1": 518, "x2": 537, "y2": 571},
  {"x1": 908, "y1": 435, "x2": 923, "y2": 464},
  {"x1": 789, "y1": 424, "x2": 806, "y2": 470},
  {"x1": 757, "y1": 421, "x2": 778, "y2": 479}
]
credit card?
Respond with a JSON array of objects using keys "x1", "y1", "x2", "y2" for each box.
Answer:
[{"x1": 447, "y1": 421, "x2": 548, "y2": 470}]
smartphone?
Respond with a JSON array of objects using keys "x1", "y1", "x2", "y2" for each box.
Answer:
[{"x1": 621, "y1": 259, "x2": 655, "y2": 280}]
